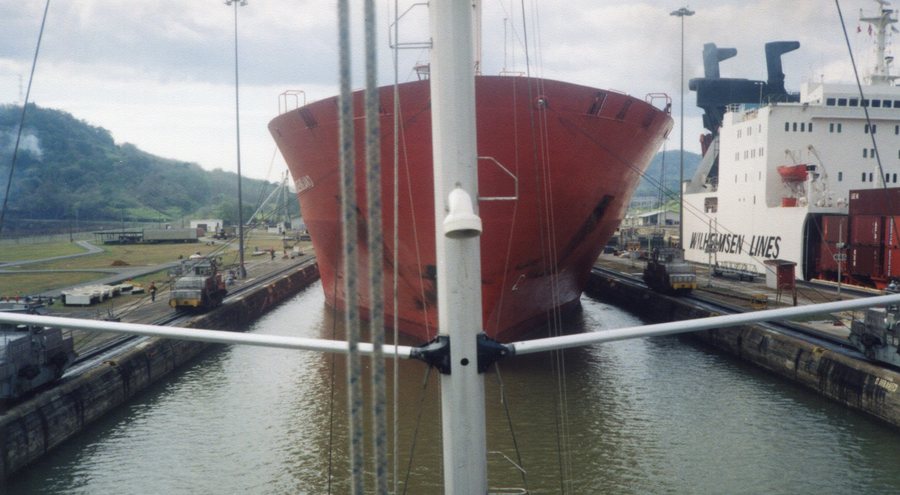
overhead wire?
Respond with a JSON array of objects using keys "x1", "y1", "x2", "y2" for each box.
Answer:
[
  {"x1": 0, "y1": 0, "x2": 51, "y2": 239},
  {"x1": 514, "y1": 0, "x2": 572, "y2": 490}
]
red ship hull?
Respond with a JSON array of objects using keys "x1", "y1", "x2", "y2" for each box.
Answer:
[{"x1": 269, "y1": 76, "x2": 671, "y2": 343}]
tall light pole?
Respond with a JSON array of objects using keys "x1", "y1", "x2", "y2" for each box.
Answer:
[
  {"x1": 227, "y1": 0, "x2": 248, "y2": 278},
  {"x1": 670, "y1": 6, "x2": 694, "y2": 249}
]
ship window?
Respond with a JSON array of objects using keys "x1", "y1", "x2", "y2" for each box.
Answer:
[
  {"x1": 895, "y1": 173, "x2": 898, "y2": 183},
  {"x1": 785, "y1": 122, "x2": 790, "y2": 131},
  {"x1": 871, "y1": 172, "x2": 875, "y2": 182},
  {"x1": 737, "y1": 129, "x2": 742, "y2": 138},
  {"x1": 792, "y1": 122, "x2": 798, "y2": 132},
  {"x1": 873, "y1": 99, "x2": 882, "y2": 108},
  {"x1": 837, "y1": 98, "x2": 847, "y2": 106},
  {"x1": 895, "y1": 100, "x2": 900, "y2": 107},
  {"x1": 751, "y1": 149, "x2": 756, "y2": 158},
  {"x1": 735, "y1": 175, "x2": 738, "y2": 183},
  {"x1": 759, "y1": 171, "x2": 762, "y2": 180},
  {"x1": 760, "y1": 147, "x2": 764, "y2": 156},
  {"x1": 885, "y1": 100, "x2": 893, "y2": 108},
  {"x1": 849, "y1": 98, "x2": 859, "y2": 106},
  {"x1": 827, "y1": 97, "x2": 836, "y2": 106},
  {"x1": 829, "y1": 123, "x2": 835, "y2": 132},
  {"x1": 838, "y1": 171, "x2": 843, "y2": 182},
  {"x1": 753, "y1": 195, "x2": 756, "y2": 205},
  {"x1": 872, "y1": 148, "x2": 876, "y2": 157},
  {"x1": 864, "y1": 149, "x2": 868, "y2": 158},
  {"x1": 809, "y1": 122, "x2": 813, "y2": 132},
  {"x1": 863, "y1": 172, "x2": 867, "y2": 182},
  {"x1": 838, "y1": 123, "x2": 842, "y2": 132},
  {"x1": 748, "y1": 126, "x2": 752, "y2": 136},
  {"x1": 862, "y1": 99, "x2": 870, "y2": 107},
  {"x1": 896, "y1": 125, "x2": 900, "y2": 135},
  {"x1": 735, "y1": 152, "x2": 740, "y2": 161},
  {"x1": 801, "y1": 123, "x2": 806, "y2": 132}
]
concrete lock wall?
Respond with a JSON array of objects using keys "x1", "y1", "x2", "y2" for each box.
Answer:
[
  {"x1": 585, "y1": 273, "x2": 900, "y2": 429},
  {"x1": 0, "y1": 262, "x2": 320, "y2": 480}
]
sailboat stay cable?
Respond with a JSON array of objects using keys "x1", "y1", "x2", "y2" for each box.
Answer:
[
  {"x1": 400, "y1": 366, "x2": 433, "y2": 495},
  {"x1": 327, "y1": 283, "x2": 340, "y2": 495},
  {"x1": 515, "y1": 1, "x2": 573, "y2": 488},
  {"x1": 363, "y1": 0, "x2": 389, "y2": 490},
  {"x1": 392, "y1": 1, "x2": 401, "y2": 492},
  {"x1": 0, "y1": 0, "x2": 50, "y2": 239},
  {"x1": 492, "y1": 364, "x2": 529, "y2": 491},
  {"x1": 336, "y1": 0, "x2": 366, "y2": 492}
]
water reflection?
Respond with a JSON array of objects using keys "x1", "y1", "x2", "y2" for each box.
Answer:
[{"x1": 7, "y1": 283, "x2": 900, "y2": 494}]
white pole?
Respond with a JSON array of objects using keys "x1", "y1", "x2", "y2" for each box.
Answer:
[
  {"x1": 508, "y1": 292, "x2": 900, "y2": 355},
  {"x1": 430, "y1": 0, "x2": 487, "y2": 492},
  {"x1": 0, "y1": 312, "x2": 416, "y2": 357}
]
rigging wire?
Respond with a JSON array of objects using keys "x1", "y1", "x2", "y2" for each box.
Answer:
[
  {"x1": 514, "y1": 0, "x2": 572, "y2": 490},
  {"x1": 327, "y1": 283, "x2": 340, "y2": 495},
  {"x1": 492, "y1": 364, "x2": 529, "y2": 492},
  {"x1": 391, "y1": 0, "x2": 402, "y2": 492},
  {"x1": 0, "y1": 0, "x2": 51, "y2": 239},
  {"x1": 364, "y1": 0, "x2": 389, "y2": 490},
  {"x1": 510, "y1": 0, "x2": 571, "y2": 493},
  {"x1": 336, "y1": 0, "x2": 365, "y2": 491},
  {"x1": 400, "y1": 366, "x2": 433, "y2": 495}
]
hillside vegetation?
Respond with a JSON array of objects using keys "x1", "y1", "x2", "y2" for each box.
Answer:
[{"x1": 0, "y1": 104, "x2": 295, "y2": 232}]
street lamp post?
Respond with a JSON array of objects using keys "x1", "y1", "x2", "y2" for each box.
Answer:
[
  {"x1": 670, "y1": 6, "x2": 694, "y2": 249},
  {"x1": 227, "y1": 0, "x2": 248, "y2": 278}
]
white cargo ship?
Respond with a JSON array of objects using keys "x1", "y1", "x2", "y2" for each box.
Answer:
[{"x1": 682, "y1": 0, "x2": 900, "y2": 283}]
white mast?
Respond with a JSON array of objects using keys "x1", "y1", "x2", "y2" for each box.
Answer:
[
  {"x1": 860, "y1": 0, "x2": 899, "y2": 85},
  {"x1": 430, "y1": 0, "x2": 487, "y2": 492}
]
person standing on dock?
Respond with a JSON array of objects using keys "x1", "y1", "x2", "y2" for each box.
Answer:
[{"x1": 149, "y1": 282, "x2": 157, "y2": 302}]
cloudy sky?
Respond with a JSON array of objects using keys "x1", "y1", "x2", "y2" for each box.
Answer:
[{"x1": 0, "y1": 0, "x2": 891, "y2": 182}]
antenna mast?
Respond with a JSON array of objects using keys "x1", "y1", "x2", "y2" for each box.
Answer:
[{"x1": 860, "y1": 0, "x2": 899, "y2": 85}]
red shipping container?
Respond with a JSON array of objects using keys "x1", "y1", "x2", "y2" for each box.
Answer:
[
  {"x1": 850, "y1": 215, "x2": 883, "y2": 247},
  {"x1": 849, "y1": 188, "x2": 900, "y2": 216},
  {"x1": 851, "y1": 245, "x2": 882, "y2": 277},
  {"x1": 821, "y1": 215, "x2": 848, "y2": 243}
]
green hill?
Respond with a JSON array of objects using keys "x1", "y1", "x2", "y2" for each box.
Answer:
[
  {"x1": 634, "y1": 148, "x2": 702, "y2": 201},
  {"x1": 0, "y1": 104, "x2": 296, "y2": 234}
]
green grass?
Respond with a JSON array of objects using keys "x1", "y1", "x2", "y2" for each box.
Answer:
[
  {"x1": 0, "y1": 272, "x2": 103, "y2": 297},
  {"x1": 0, "y1": 231, "x2": 302, "y2": 297},
  {"x1": 0, "y1": 241, "x2": 88, "y2": 262}
]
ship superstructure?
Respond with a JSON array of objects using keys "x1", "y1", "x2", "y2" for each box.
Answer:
[{"x1": 683, "y1": 1, "x2": 900, "y2": 282}]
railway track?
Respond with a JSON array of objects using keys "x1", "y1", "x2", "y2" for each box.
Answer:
[{"x1": 65, "y1": 257, "x2": 317, "y2": 377}]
